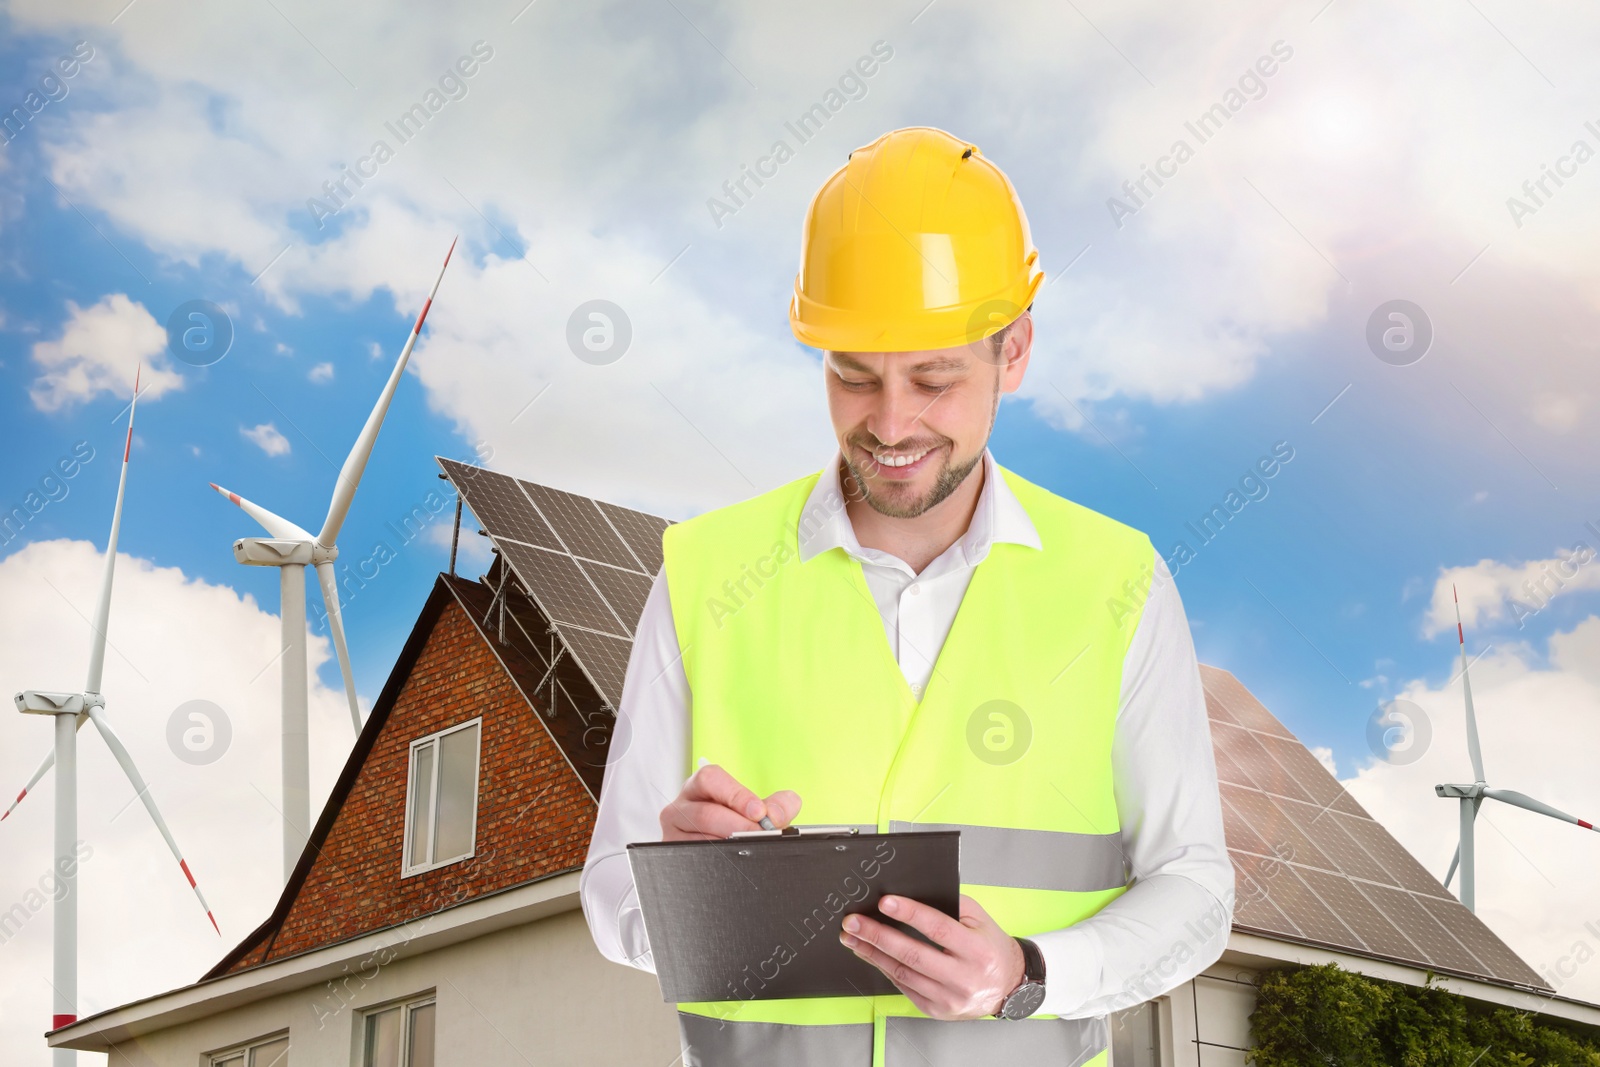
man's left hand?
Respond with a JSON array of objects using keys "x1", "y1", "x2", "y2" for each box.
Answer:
[{"x1": 839, "y1": 893, "x2": 1025, "y2": 1020}]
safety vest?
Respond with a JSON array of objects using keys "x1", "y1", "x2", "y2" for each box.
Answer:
[{"x1": 661, "y1": 461, "x2": 1156, "y2": 1067}]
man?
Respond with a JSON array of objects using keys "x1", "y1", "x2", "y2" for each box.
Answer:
[{"x1": 580, "y1": 126, "x2": 1232, "y2": 1066}]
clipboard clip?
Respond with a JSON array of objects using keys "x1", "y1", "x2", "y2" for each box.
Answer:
[{"x1": 727, "y1": 825, "x2": 862, "y2": 839}]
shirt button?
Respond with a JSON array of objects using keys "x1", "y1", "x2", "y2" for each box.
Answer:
[{"x1": 909, "y1": 584, "x2": 921, "y2": 596}]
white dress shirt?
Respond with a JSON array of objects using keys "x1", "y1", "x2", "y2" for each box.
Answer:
[{"x1": 579, "y1": 448, "x2": 1234, "y2": 1018}]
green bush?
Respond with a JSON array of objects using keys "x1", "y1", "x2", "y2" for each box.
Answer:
[{"x1": 1248, "y1": 963, "x2": 1600, "y2": 1067}]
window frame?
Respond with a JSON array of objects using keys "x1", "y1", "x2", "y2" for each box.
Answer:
[
  {"x1": 400, "y1": 716, "x2": 483, "y2": 878},
  {"x1": 207, "y1": 1029, "x2": 290, "y2": 1067},
  {"x1": 358, "y1": 992, "x2": 437, "y2": 1067}
]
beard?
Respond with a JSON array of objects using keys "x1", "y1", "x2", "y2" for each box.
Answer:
[{"x1": 842, "y1": 443, "x2": 986, "y2": 520}]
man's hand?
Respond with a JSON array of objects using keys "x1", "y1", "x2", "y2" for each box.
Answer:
[
  {"x1": 839, "y1": 893, "x2": 1025, "y2": 1020},
  {"x1": 658, "y1": 762, "x2": 802, "y2": 842}
]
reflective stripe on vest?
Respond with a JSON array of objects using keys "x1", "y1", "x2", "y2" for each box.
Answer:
[
  {"x1": 888, "y1": 822, "x2": 1127, "y2": 892},
  {"x1": 662, "y1": 462, "x2": 1155, "y2": 1066},
  {"x1": 681, "y1": 1012, "x2": 1110, "y2": 1067},
  {"x1": 797, "y1": 822, "x2": 1127, "y2": 892}
]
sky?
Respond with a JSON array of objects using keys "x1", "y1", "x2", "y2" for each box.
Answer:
[{"x1": 1, "y1": 0, "x2": 1599, "y2": 1061}]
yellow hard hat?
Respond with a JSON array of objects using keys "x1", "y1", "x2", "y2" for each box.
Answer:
[{"x1": 788, "y1": 126, "x2": 1044, "y2": 353}]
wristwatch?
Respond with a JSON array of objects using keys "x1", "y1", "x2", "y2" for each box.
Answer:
[{"x1": 994, "y1": 937, "x2": 1047, "y2": 1020}]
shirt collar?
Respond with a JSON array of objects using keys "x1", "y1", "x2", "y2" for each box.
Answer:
[{"x1": 796, "y1": 447, "x2": 1042, "y2": 567}]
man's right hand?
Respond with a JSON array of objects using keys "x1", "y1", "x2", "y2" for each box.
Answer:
[{"x1": 659, "y1": 763, "x2": 802, "y2": 842}]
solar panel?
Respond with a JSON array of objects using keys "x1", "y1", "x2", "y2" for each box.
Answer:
[
  {"x1": 554, "y1": 626, "x2": 634, "y2": 710},
  {"x1": 1213, "y1": 722, "x2": 1319, "y2": 804},
  {"x1": 1358, "y1": 883, "x2": 1488, "y2": 975},
  {"x1": 597, "y1": 501, "x2": 669, "y2": 575},
  {"x1": 1420, "y1": 896, "x2": 1544, "y2": 986},
  {"x1": 494, "y1": 541, "x2": 629, "y2": 637},
  {"x1": 1201, "y1": 664, "x2": 1549, "y2": 992},
  {"x1": 436, "y1": 458, "x2": 674, "y2": 717},
  {"x1": 521, "y1": 481, "x2": 639, "y2": 570},
  {"x1": 1296, "y1": 866, "x2": 1419, "y2": 957},
  {"x1": 577, "y1": 561, "x2": 653, "y2": 637},
  {"x1": 438, "y1": 457, "x2": 562, "y2": 551}
]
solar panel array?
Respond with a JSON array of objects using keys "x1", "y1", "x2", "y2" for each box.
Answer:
[
  {"x1": 437, "y1": 458, "x2": 671, "y2": 710},
  {"x1": 1202, "y1": 665, "x2": 1547, "y2": 990}
]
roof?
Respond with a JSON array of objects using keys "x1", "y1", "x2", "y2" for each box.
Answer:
[
  {"x1": 203, "y1": 565, "x2": 607, "y2": 980},
  {"x1": 1202, "y1": 664, "x2": 1549, "y2": 992}
]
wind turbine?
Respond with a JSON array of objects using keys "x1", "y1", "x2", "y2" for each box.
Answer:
[
  {"x1": 1437, "y1": 583, "x2": 1597, "y2": 911},
  {"x1": 9, "y1": 367, "x2": 217, "y2": 1066},
  {"x1": 209, "y1": 237, "x2": 455, "y2": 882}
]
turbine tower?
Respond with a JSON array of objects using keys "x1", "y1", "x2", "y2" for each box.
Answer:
[
  {"x1": 210, "y1": 237, "x2": 455, "y2": 881},
  {"x1": 1437, "y1": 583, "x2": 1597, "y2": 911},
  {"x1": 8, "y1": 367, "x2": 218, "y2": 1066}
]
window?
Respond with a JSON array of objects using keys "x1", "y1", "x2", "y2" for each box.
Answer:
[
  {"x1": 402, "y1": 718, "x2": 481, "y2": 876},
  {"x1": 1110, "y1": 999, "x2": 1161, "y2": 1067},
  {"x1": 363, "y1": 996, "x2": 435, "y2": 1067},
  {"x1": 211, "y1": 1033, "x2": 289, "y2": 1067}
]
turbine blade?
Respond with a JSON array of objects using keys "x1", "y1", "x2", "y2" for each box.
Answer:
[
  {"x1": 2, "y1": 712, "x2": 92, "y2": 822},
  {"x1": 86, "y1": 365, "x2": 141, "y2": 695},
  {"x1": 315, "y1": 561, "x2": 362, "y2": 734},
  {"x1": 1443, "y1": 842, "x2": 1459, "y2": 888},
  {"x1": 1452, "y1": 584, "x2": 1486, "y2": 783},
  {"x1": 85, "y1": 705, "x2": 220, "y2": 935},
  {"x1": 316, "y1": 236, "x2": 457, "y2": 548},
  {"x1": 2, "y1": 745, "x2": 56, "y2": 821},
  {"x1": 1483, "y1": 787, "x2": 1598, "y2": 830},
  {"x1": 207, "y1": 481, "x2": 314, "y2": 541}
]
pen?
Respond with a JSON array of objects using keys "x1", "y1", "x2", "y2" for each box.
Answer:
[{"x1": 699, "y1": 756, "x2": 777, "y2": 830}]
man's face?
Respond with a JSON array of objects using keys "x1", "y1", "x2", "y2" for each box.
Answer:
[{"x1": 824, "y1": 314, "x2": 1032, "y2": 519}]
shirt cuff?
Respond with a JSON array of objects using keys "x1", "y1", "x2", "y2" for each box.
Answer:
[{"x1": 1030, "y1": 923, "x2": 1104, "y2": 1018}]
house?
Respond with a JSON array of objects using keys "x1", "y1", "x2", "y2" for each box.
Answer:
[{"x1": 49, "y1": 459, "x2": 1600, "y2": 1066}]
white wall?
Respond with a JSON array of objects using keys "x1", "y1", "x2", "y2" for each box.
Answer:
[{"x1": 93, "y1": 909, "x2": 681, "y2": 1066}]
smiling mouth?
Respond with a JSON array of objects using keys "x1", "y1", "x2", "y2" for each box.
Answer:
[{"x1": 872, "y1": 445, "x2": 934, "y2": 467}]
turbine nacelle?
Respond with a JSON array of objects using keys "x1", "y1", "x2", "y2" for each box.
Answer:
[
  {"x1": 1434, "y1": 783, "x2": 1483, "y2": 799},
  {"x1": 230, "y1": 538, "x2": 337, "y2": 567},
  {"x1": 15, "y1": 691, "x2": 91, "y2": 715}
]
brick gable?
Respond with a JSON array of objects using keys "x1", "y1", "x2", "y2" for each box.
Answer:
[{"x1": 209, "y1": 572, "x2": 602, "y2": 977}]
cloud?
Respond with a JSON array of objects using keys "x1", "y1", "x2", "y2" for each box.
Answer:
[
  {"x1": 1341, "y1": 617, "x2": 1600, "y2": 1002},
  {"x1": 1425, "y1": 547, "x2": 1600, "y2": 635},
  {"x1": 308, "y1": 361, "x2": 335, "y2": 383},
  {"x1": 28, "y1": 294, "x2": 182, "y2": 413},
  {"x1": 0, "y1": 540, "x2": 354, "y2": 1061},
  {"x1": 9, "y1": 0, "x2": 1600, "y2": 504},
  {"x1": 240, "y1": 422, "x2": 290, "y2": 457}
]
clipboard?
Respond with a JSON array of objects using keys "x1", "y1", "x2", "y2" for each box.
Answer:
[{"x1": 626, "y1": 828, "x2": 960, "y2": 1004}]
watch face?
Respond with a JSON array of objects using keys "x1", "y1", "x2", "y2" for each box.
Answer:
[{"x1": 1001, "y1": 981, "x2": 1047, "y2": 1020}]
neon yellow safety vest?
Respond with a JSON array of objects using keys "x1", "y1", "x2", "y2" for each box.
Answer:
[{"x1": 661, "y1": 461, "x2": 1156, "y2": 1067}]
